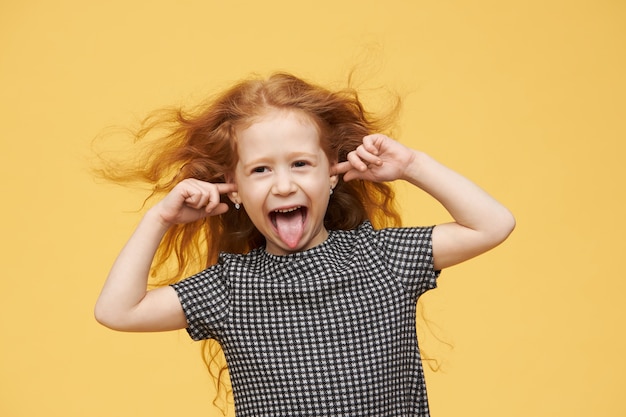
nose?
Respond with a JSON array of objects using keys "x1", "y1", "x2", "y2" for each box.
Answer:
[{"x1": 271, "y1": 170, "x2": 297, "y2": 196}]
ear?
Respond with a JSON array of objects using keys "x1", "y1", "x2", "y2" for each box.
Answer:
[
  {"x1": 330, "y1": 162, "x2": 339, "y2": 190},
  {"x1": 228, "y1": 191, "x2": 241, "y2": 205},
  {"x1": 224, "y1": 173, "x2": 240, "y2": 205}
]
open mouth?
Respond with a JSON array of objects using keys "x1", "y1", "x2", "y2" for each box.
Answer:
[{"x1": 270, "y1": 206, "x2": 307, "y2": 248}]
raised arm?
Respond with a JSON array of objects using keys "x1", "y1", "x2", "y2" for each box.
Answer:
[
  {"x1": 401, "y1": 150, "x2": 515, "y2": 270},
  {"x1": 335, "y1": 134, "x2": 515, "y2": 270},
  {"x1": 94, "y1": 179, "x2": 236, "y2": 332}
]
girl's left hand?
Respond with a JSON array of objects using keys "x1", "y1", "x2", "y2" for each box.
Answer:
[{"x1": 333, "y1": 134, "x2": 414, "y2": 183}]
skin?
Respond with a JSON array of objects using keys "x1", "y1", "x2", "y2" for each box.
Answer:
[
  {"x1": 230, "y1": 109, "x2": 338, "y2": 255},
  {"x1": 94, "y1": 108, "x2": 515, "y2": 332}
]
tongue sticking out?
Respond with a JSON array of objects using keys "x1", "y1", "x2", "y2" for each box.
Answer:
[{"x1": 273, "y1": 208, "x2": 305, "y2": 249}]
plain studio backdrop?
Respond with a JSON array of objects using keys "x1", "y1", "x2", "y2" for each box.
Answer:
[{"x1": 1, "y1": 1, "x2": 624, "y2": 416}]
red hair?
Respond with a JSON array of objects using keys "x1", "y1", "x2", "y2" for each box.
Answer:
[{"x1": 96, "y1": 72, "x2": 403, "y2": 412}]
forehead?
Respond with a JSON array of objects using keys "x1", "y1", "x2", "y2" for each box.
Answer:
[{"x1": 235, "y1": 109, "x2": 322, "y2": 152}]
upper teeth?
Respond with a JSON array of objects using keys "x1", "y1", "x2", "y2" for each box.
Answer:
[{"x1": 274, "y1": 206, "x2": 301, "y2": 213}]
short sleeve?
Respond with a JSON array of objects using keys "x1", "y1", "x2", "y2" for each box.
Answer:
[
  {"x1": 374, "y1": 225, "x2": 441, "y2": 299},
  {"x1": 170, "y1": 258, "x2": 230, "y2": 341}
]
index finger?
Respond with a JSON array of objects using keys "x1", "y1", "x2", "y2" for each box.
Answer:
[
  {"x1": 330, "y1": 161, "x2": 353, "y2": 176},
  {"x1": 215, "y1": 182, "x2": 238, "y2": 194}
]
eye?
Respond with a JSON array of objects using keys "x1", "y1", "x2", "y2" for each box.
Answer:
[
  {"x1": 251, "y1": 166, "x2": 268, "y2": 174},
  {"x1": 293, "y1": 160, "x2": 308, "y2": 168}
]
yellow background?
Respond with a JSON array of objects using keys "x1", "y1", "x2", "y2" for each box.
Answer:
[{"x1": 1, "y1": 1, "x2": 624, "y2": 416}]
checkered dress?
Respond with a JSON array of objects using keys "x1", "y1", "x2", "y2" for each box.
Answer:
[{"x1": 172, "y1": 221, "x2": 440, "y2": 416}]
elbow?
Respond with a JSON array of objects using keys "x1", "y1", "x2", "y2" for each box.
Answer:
[
  {"x1": 94, "y1": 302, "x2": 128, "y2": 331},
  {"x1": 94, "y1": 303, "x2": 115, "y2": 330},
  {"x1": 492, "y1": 208, "x2": 516, "y2": 246},
  {"x1": 504, "y1": 209, "x2": 516, "y2": 237}
]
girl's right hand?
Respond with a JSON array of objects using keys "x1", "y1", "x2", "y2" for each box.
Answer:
[{"x1": 153, "y1": 178, "x2": 237, "y2": 226}]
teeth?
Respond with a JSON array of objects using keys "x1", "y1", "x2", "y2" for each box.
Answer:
[{"x1": 274, "y1": 206, "x2": 302, "y2": 213}]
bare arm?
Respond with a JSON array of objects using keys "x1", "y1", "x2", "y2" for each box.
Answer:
[
  {"x1": 402, "y1": 150, "x2": 515, "y2": 270},
  {"x1": 94, "y1": 179, "x2": 236, "y2": 332},
  {"x1": 335, "y1": 134, "x2": 515, "y2": 270}
]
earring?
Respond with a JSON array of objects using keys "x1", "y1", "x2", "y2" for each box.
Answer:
[
  {"x1": 235, "y1": 203, "x2": 241, "y2": 210},
  {"x1": 330, "y1": 188, "x2": 334, "y2": 195}
]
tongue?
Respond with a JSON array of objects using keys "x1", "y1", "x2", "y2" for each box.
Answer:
[{"x1": 275, "y1": 210, "x2": 304, "y2": 249}]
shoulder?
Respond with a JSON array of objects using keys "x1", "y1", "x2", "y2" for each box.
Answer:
[
  {"x1": 339, "y1": 220, "x2": 435, "y2": 247},
  {"x1": 335, "y1": 221, "x2": 440, "y2": 295},
  {"x1": 353, "y1": 222, "x2": 438, "y2": 271},
  {"x1": 173, "y1": 250, "x2": 261, "y2": 295},
  {"x1": 328, "y1": 221, "x2": 435, "y2": 266}
]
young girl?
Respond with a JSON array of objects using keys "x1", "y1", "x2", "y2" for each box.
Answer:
[{"x1": 95, "y1": 72, "x2": 515, "y2": 416}]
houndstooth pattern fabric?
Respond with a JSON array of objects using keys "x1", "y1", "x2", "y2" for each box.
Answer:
[{"x1": 172, "y1": 221, "x2": 440, "y2": 416}]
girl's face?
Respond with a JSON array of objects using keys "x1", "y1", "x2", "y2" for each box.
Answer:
[{"x1": 232, "y1": 109, "x2": 338, "y2": 255}]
